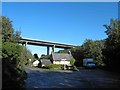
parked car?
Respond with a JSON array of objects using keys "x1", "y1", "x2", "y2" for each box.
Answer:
[{"x1": 83, "y1": 58, "x2": 96, "y2": 68}]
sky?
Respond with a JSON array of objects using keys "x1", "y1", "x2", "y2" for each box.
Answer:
[{"x1": 2, "y1": 2, "x2": 118, "y2": 57}]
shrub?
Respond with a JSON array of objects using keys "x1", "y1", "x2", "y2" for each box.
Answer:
[
  {"x1": 2, "y1": 16, "x2": 34, "y2": 88},
  {"x1": 70, "y1": 58, "x2": 75, "y2": 66},
  {"x1": 70, "y1": 57, "x2": 79, "y2": 71},
  {"x1": 73, "y1": 66, "x2": 79, "y2": 71},
  {"x1": 44, "y1": 64, "x2": 63, "y2": 69},
  {"x1": 2, "y1": 42, "x2": 27, "y2": 88}
]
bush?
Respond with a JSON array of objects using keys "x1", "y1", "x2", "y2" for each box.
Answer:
[
  {"x1": 73, "y1": 66, "x2": 79, "y2": 71},
  {"x1": 70, "y1": 58, "x2": 75, "y2": 66},
  {"x1": 40, "y1": 54, "x2": 51, "y2": 59},
  {"x1": 1, "y1": 16, "x2": 34, "y2": 88},
  {"x1": 103, "y1": 19, "x2": 120, "y2": 73},
  {"x1": 2, "y1": 42, "x2": 28, "y2": 88},
  {"x1": 70, "y1": 57, "x2": 79, "y2": 71},
  {"x1": 44, "y1": 64, "x2": 63, "y2": 69}
]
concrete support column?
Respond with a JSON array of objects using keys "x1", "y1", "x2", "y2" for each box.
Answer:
[
  {"x1": 47, "y1": 46, "x2": 50, "y2": 55},
  {"x1": 25, "y1": 41, "x2": 28, "y2": 46},
  {"x1": 52, "y1": 45, "x2": 55, "y2": 53}
]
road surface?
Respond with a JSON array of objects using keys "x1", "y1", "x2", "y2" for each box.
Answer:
[{"x1": 24, "y1": 66, "x2": 120, "y2": 89}]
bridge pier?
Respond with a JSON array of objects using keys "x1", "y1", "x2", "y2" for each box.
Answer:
[
  {"x1": 25, "y1": 41, "x2": 28, "y2": 46},
  {"x1": 52, "y1": 45, "x2": 55, "y2": 53},
  {"x1": 47, "y1": 46, "x2": 50, "y2": 55},
  {"x1": 22, "y1": 41, "x2": 28, "y2": 46},
  {"x1": 47, "y1": 45, "x2": 55, "y2": 55}
]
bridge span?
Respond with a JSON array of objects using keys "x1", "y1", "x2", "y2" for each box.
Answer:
[{"x1": 20, "y1": 38, "x2": 76, "y2": 55}]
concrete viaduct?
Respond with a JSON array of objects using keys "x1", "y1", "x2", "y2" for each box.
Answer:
[{"x1": 20, "y1": 38, "x2": 76, "y2": 55}]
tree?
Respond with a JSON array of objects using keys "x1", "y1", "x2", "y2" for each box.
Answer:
[
  {"x1": 103, "y1": 19, "x2": 120, "y2": 72},
  {"x1": 71, "y1": 46, "x2": 85, "y2": 66},
  {"x1": 70, "y1": 58, "x2": 75, "y2": 66},
  {"x1": 0, "y1": 17, "x2": 2, "y2": 56},
  {"x1": 2, "y1": 42, "x2": 27, "y2": 88},
  {"x1": 0, "y1": 34, "x2": 2, "y2": 58},
  {"x1": 34, "y1": 53, "x2": 39, "y2": 60},
  {"x1": 2, "y1": 16, "x2": 34, "y2": 88},
  {"x1": 82, "y1": 39, "x2": 104, "y2": 66},
  {"x1": 40, "y1": 54, "x2": 52, "y2": 59},
  {"x1": 58, "y1": 49, "x2": 70, "y2": 53},
  {"x1": 2, "y1": 16, "x2": 21, "y2": 43},
  {"x1": 82, "y1": 39, "x2": 95, "y2": 58},
  {"x1": 59, "y1": 39, "x2": 105, "y2": 67}
]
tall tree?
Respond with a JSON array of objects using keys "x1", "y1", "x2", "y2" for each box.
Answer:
[
  {"x1": 2, "y1": 16, "x2": 21, "y2": 43},
  {"x1": 34, "y1": 53, "x2": 39, "y2": 60},
  {"x1": 103, "y1": 19, "x2": 120, "y2": 72},
  {"x1": 71, "y1": 46, "x2": 85, "y2": 66},
  {"x1": 82, "y1": 39, "x2": 104, "y2": 66},
  {"x1": 2, "y1": 16, "x2": 34, "y2": 88}
]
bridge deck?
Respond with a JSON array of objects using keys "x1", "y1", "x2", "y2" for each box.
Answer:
[{"x1": 20, "y1": 38, "x2": 75, "y2": 49}]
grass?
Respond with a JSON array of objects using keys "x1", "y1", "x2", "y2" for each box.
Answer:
[{"x1": 33, "y1": 67, "x2": 73, "y2": 72}]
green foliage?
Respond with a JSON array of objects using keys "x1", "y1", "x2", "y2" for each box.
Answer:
[
  {"x1": 25, "y1": 49, "x2": 34, "y2": 66},
  {"x1": 72, "y1": 66, "x2": 79, "y2": 71},
  {"x1": 0, "y1": 17, "x2": 1, "y2": 58},
  {"x1": 34, "y1": 53, "x2": 39, "y2": 60},
  {"x1": 0, "y1": 34, "x2": 2, "y2": 59},
  {"x1": 18, "y1": 46, "x2": 34, "y2": 66},
  {"x1": 70, "y1": 57, "x2": 79, "y2": 71},
  {"x1": 2, "y1": 16, "x2": 34, "y2": 88},
  {"x1": 82, "y1": 39, "x2": 104, "y2": 66},
  {"x1": 58, "y1": 19, "x2": 120, "y2": 72},
  {"x1": 2, "y1": 16, "x2": 21, "y2": 43},
  {"x1": 70, "y1": 39, "x2": 105, "y2": 67},
  {"x1": 70, "y1": 58, "x2": 75, "y2": 66},
  {"x1": 2, "y1": 16, "x2": 14, "y2": 42},
  {"x1": 2, "y1": 42, "x2": 27, "y2": 88},
  {"x1": 44, "y1": 64, "x2": 63, "y2": 69},
  {"x1": 70, "y1": 46, "x2": 85, "y2": 66},
  {"x1": 40, "y1": 54, "x2": 51, "y2": 59},
  {"x1": 103, "y1": 19, "x2": 120, "y2": 72},
  {"x1": 2, "y1": 42, "x2": 22, "y2": 65},
  {"x1": 2, "y1": 41, "x2": 34, "y2": 88},
  {"x1": 58, "y1": 49, "x2": 70, "y2": 53}
]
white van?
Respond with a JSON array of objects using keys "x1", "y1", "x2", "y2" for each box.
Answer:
[{"x1": 83, "y1": 58, "x2": 96, "y2": 68}]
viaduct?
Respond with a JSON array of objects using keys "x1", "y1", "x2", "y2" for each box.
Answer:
[{"x1": 20, "y1": 38, "x2": 76, "y2": 55}]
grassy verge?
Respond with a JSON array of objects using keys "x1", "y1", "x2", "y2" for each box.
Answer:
[{"x1": 33, "y1": 67, "x2": 73, "y2": 72}]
